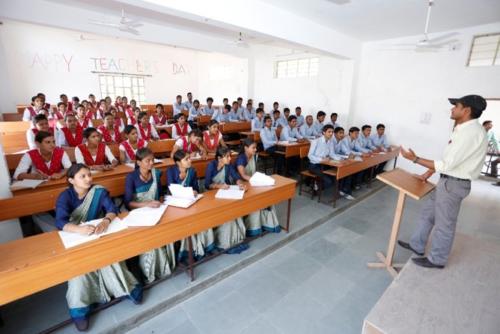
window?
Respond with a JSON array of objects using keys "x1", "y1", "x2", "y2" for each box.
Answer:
[
  {"x1": 274, "y1": 57, "x2": 319, "y2": 78},
  {"x1": 467, "y1": 33, "x2": 500, "y2": 67},
  {"x1": 98, "y1": 74, "x2": 146, "y2": 104}
]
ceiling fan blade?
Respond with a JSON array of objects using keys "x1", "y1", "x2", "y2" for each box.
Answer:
[
  {"x1": 119, "y1": 26, "x2": 140, "y2": 35},
  {"x1": 426, "y1": 32, "x2": 459, "y2": 43},
  {"x1": 89, "y1": 20, "x2": 120, "y2": 28},
  {"x1": 125, "y1": 20, "x2": 143, "y2": 28}
]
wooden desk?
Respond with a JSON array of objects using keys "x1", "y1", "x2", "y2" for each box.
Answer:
[
  {"x1": 276, "y1": 141, "x2": 310, "y2": 158},
  {"x1": 196, "y1": 115, "x2": 212, "y2": 127},
  {"x1": 367, "y1": 168, "x2": 435, "y2": 277},
  {"x1": 321, "y1": 147, "x2": 400, "y2": 206},
  {"x1": 220, "y1": 122, "x2": 251, "y2": 134},
  {"x1": 0, "y1": 175, "x2": 296, "y2": 305},
  {"x1": 240, "y1": 131, "x2": 261, "y2": 143},
  {"x1": 0, "y1": 121, "x2": 31, "y2": 134}
]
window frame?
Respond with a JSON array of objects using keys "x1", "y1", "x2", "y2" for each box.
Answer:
[{"x1": 466, "y1": 32, "x2": 500, "y2": 67}]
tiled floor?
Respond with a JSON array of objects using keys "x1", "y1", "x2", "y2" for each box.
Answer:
[{"x1": 126, "y1": 178, "x2": 500, "y2": 334}]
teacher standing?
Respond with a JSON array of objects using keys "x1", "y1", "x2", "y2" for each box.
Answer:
[{"x1": 398, "y1": 95, "x2": 488, "y2": 269}]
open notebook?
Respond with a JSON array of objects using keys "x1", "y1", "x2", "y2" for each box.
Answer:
[
  {"x1": 215, "y1": 185, "x2": 245, "y2": 200},
  {"x1": 165, "y1": 184, "x2": 203, "y2": 208},
  {"x1": 58, "y1": 217, "x2": 127, "y2": 249},
  {"x1": 122, "y1": 204, "x2": 168, "y2": 227}
]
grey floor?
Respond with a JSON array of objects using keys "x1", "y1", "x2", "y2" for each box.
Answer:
[
  {"x1": 2, "y1": 178, "x2": 499, "y2": 334},
  {"x1": 126, "y1": 178, "x2": 500, "y2": 334}
]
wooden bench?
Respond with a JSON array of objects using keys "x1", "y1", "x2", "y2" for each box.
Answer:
[
  {"x1": 220, "y1": 121, "x2": 251, "y2": 134},
  {"x1": 2, "y1": 113, "x2": 23, "y2": 121},
  {"x1": 0, "y1": 176, "x2": 296, "y2": 306}
]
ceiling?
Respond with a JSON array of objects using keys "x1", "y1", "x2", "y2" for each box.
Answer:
[{"x1": 264, "y1": 0, "x2": 500, "y2": 41}]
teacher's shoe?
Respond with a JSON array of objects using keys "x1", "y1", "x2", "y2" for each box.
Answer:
[
  {"x1": 412, "y1": 257, "x2": 445, "y2": 269},
  {"x1": 397, "y1": 240, "x2": 424, "y2": 256}
]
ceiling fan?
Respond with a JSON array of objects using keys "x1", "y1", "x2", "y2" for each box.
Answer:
[
  {"x1": 384, "y1": 0, "x2": 459, "y2": 52},
  {"x1": 88, "y1": 9, "x2": 143, "y2": 35}
]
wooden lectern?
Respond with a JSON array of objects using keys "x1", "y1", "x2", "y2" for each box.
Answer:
[{"x1": 367, "y1": 168, "x2": 435, "y2": 277}]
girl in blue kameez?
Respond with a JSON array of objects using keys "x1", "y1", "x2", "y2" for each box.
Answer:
[
  {"x1": 235, "y1": 138, "x2": 281, "y2": 236},
  {"x1": 205, "y1": 146, "x2": 249, "y2": 253},
  {"x1": 124, "y1": 147, "x2": 176, "y2": 284},
  {"x1": 55, "y1": 163, "x2": 142, "y2": 332},
  {"x1": 167, "y1": 149, "x2": 215, "y2": 261}
]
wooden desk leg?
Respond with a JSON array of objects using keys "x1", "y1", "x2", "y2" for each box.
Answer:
[
  {"x1": 393, "y1": 156, "x2": 398, "y2": 169},
  {"x1": 283, "y1": 198, "x2": 291, "y2": 233},
  {"x1": 367, "y1": 190, "x2": 406, "y2": 278},
  {"x1": 187, "y1": 237, "x2": 195, "y2": 282},
  {"x1": 368, "y1": 167, "x2": 374, "y2": 188},
  {"x1": 333, "y1": 178, "x2": 339, "y2": 208}
]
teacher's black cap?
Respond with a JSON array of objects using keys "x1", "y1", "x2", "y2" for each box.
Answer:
[{"x1": 448, "y1": 95, "x2": 487, "y2": 112}]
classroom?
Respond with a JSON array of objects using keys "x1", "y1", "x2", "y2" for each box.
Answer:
[{"x1": 0, "y1": 1, "x2": 499, "y2": 333}]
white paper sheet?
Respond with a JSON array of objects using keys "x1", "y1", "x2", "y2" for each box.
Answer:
[
  {"x1": 10, "y1": 179, "x2": 45, "y2": 190},
  {"x1": 123, "y1": 204, "x2": 168, "y2": 227},
  {"x1": 58, "y1": 217, "x2": 127, "y2": 249},
  {"x1": 165, "y1": 194, "x2": 203, "y2": 208},
  {"x1": 125, "y1": 163, "x2": 136, "y2": 169},
  {"x1": 215, "y1": 187, "x2": 245, "y2": 200},
  {"x1": 154, "y1": 158, "x2": 163, "y2": 164},
  {"x1": 249, "y1": 172, "x2": 275, "y2": 187},
  {"x1": 169, "y1": 184, "x2": 195, "y2": 200}
]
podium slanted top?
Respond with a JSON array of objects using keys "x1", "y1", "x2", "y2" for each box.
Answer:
[{"x1": 377, "y1": 168, "x2": 435, "y2": 200}]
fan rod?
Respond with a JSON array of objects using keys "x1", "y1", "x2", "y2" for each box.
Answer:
[{"x1": 423, "y1": 0, "x2": 433, "y2": 37}]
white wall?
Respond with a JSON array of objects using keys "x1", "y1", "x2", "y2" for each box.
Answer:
[
  {"x1": 250, "y1": 44, "x2": 355, "y2": 125},
  {"x1": 0, "y1": 20, "x2": 248, "y2": 113},
  {"x1": 351, "y1": 22, "x2": 500, "y2": 176}
]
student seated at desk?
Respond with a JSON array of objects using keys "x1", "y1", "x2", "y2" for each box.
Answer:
[
  {"x1": 98, "y1": 112, "x2": 123, "y2": 144},
  {"x1": 313, "y1": 111, "x2": 327, "y2": 135},
  {"x1": 124, "y1": 102, "x2": 136, "y2": 125},
  {"x1": 300, "y1": 115, "x2": 318, "y2": 139},
  {"x1": 251, "y1": 108, "x2": 265, "y2": 132},
  {"x1": 329, "y1": 113, "x2": 341, "y2": 129},
  {"x1": 23, "y1": 95, "x2": 45, "y2": 121},
  {"x1": 359, "y1": 125, "x2": 378, "y2": 152},
  {"x1": 48, "y1": 103, "x2": 64, "y2": 122},
  {"x1": 215, "y1": 104, "x2": 232, "y2": 123},
  {"x1": 370, "y1": 123, "x2": 391, "y2": 152},
  {"x1": 237, "y1": 97, "x2": 245, "y2": 117},
  {"x1": 75, "y1": 105, "x2": 91, "y2": 129},
  {"x1": 261, "y1": 116, "x2": 285, "y2": 174},
  {"x1": 75, "y1": 128, "x2": 118, "y2": 170},
  {"x1": 88, "y1": 93, "x2": 98, "y2": 111},
  {"x1": 282, "y1": 108, "x2": 291, "y2": 125},
  {"x1": 171, "y1": 129, "x2": 207, "y2": 159},
  {"x1": 96, "y1": 99, "x2": 107, "y2": 119},
  {"x1": 236, "y1": 139, "x2": 280, "y2": 236},
  {"x1": 370, "y1": 123, "x2": 391, "y2": 174},
  {"x1": 280, "y1": 115, "x2": 305, "y2": 142},
  {"x1": 56, "y1": 164, "x2": 142, "y2": 331},
  {"x1": 119, "y1": 125, "x2": 147, "y2": 163},
  {"x1": 168, "y1": 150, "x2": 216, "y2": 261},
  {"x1": 272, "y1": 110, "x2": 287, "y2": 129},
  {"x1": 171, "y1": 113, "x2": 191, "y2": 140},
  {"x1": 270, "y1": 101, "x2": 279, "y2": 115},
  {"x1": 136, "y1": 112, "x2": 160, "y2": 141},
  {"x1": 173, "y1": 95, "x2": 186, "y2": 117},
  {"x1": 184, "y1": 92, "x2": 193, "y2": 111},
  {"x1": 27, "y1": 114, "x2": 54, "y2": 149},
  {"x1": 57, "y1": 114, "x2": 84, "y2": 147},
  {"x1": 295, "y1": 106, "x2": 305, "y2": 128},
  {"x1": 205, "y1": 147, "x2": 248, "y2": 253},
  {"x1": 150, "y1": 104, "x2": 170, "y2": 139},
  {"x1": 230, "y1": 101, "x2": 243, "y2": 121},
  {"x1": 188, "y1": 99, "x2": 203, "y2": 127},
  {"x1": 14, "y1": 130, "x2": 71, "y2": 181},
  {"x1": 60, "y1": 94, "x2": 73, "y2": 113},
  {"x1": 203, "y1": 120, "x2": 227, "y2": 153},
  {"x1": 243, "y1": 101, "x2": 255, "y2": 120},
  {"x1": 124, "y1": 148, "x2": 176, "y2": 283},
  {"x1": 203, "y1": 97, "x2": 216, "y2": 117}
]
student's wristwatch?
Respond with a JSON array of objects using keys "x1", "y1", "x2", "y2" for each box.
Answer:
[{"x1": 413, "y1": 156, "x2": 420, "y2": 164}]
